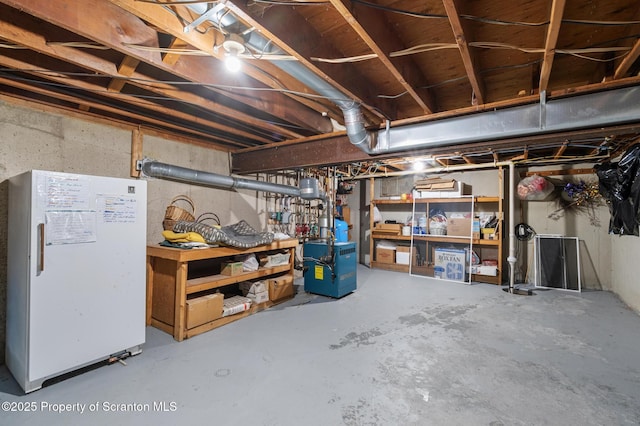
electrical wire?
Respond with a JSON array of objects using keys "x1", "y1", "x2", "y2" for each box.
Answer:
[
  {"x1": 251, "y1": 0, "x2": 329, "y2": 4},
  {"x1": 148, "y1": 0, "x2": 640, "y2": 28},
  {"x1": 0, "y1": 67, "x2": 356, "y2": 104},
  {"x1": 349, "y1": 0, "x2": 640, "y2": 27},
  {"x1": 134, "y1": 0, "x2": 227, "y2": 4},
  {"x1": 0, "y1": 43, "x2": 27, "y2": 49},
  {"x1": 0, "y1": 71, "x2": 318, "y2": 137}
]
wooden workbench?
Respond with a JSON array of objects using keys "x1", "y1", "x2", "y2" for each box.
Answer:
[{"x1": 146, "y1": 239, "x2": 298, "y2": 341}]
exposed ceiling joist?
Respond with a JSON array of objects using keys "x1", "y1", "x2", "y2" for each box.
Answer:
[
  {"x1": 539, "y1": 0, "x2": 566, "y2": 92},
  {"x1": 0, "y1": 0, "x2": 639, "y2": 175},
  {"x1": 330, "y1": 0, "x2": 434, "y2": 114},
  {"x1": 442, "y1": 0, "x2": 484, "y2": 105}
]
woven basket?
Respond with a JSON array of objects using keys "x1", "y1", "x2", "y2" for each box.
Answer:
[
  {"x1": 163, "y1": 195, "x2": 195, "y2": 230},
  {"x1": 195, "y1": 212, "x2": 220, "y2": 226}
]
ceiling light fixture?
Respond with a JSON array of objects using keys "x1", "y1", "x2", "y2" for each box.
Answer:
[{"x1": 222, "y1": 34, "x2": 245, "y2": 73}]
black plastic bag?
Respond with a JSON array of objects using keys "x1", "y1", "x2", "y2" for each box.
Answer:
[{"x1": 596, "y1": 144, "x2": 640, "y2": 235}]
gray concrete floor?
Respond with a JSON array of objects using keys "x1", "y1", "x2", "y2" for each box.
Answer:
[{"x1": 1, "y1": 265, "x2": 640, "y2": 425}]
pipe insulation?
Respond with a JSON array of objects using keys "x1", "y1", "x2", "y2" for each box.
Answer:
[
  {"x1": 508, "y1": 162, "x2": 516, "y2": 291},
  {"x1": 140, "y1": 159, "x2": 302, "y2": 197}
]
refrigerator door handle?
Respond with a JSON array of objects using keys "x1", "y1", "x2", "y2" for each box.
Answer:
[{"x1": 38, "y1": 223, "x2": 45, "y2": 273}]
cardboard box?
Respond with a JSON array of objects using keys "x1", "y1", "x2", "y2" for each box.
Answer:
[
  {"x1": 395, "y1": 246, "x2": 416, "y2": 265},
  {"x1": 186, "y1": 293, "x2": 224, "y2": 329},
  {"x1": 438, "y1": 182, "x2": 471, "y2": 198},
  {"x1": 374, "y1": 223, "x2": 403, "y2": 235},
  {"x1": 446, "y1": 217, "x2": 472, "y2": 237},
  {"x1": 472, "y1": 219, "x2": 481, "y2": 240},
  {"x1": 434, "y1": 248, "x2": 467, "y2": 282},
  {"x1": 481, "y1": 228, "x2": 498, "y2": 240},
  {"x1": 376, "y1": 247, "x2": 396, "y2": 263},
  {"x1": 267, "y1": 274, "x2": 294, "y2": 302},
  {"x1": 221, "y1": 261, "x2": 244, "y2": 276},
  {"x1": 479, "y1": 247, "x2": 499, "y2": 265},
  {"x1": 470, "y1": 265, "x2": 498, "y2": 276},
  {"x1": 416, "y1": 179, "x2": 471, "y2": 198}
]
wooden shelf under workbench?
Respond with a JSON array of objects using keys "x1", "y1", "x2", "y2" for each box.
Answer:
[{"x1": 146, "y1": 239, "x2": 298, "y2": 341}]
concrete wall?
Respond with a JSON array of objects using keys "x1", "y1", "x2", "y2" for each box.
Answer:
[
  {"x1": 0, "y1": 99, "x2": 264, "y2": 365},
  {"x1": 610, "y1": 235, "x2": 640, "y2": 312},
  {"x1": 515, "y1": 165, "x2": 640, "y2": 313},
  {"x1": 364, "y1": 166, "x2": 640, "y2": 314}
]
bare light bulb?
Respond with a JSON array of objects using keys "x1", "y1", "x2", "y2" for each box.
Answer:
[
  {"x1": 413, "y1": 160, "x2": 425, "y2": 171},
  {"x1": 225, "y1": 51, "x2": 241, "y2": 72},
  {"x1": 222, "y1": 34, "x2": 245, "y2": 73}
]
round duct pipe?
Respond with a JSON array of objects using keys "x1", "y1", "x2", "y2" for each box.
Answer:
[{"x1": 140, "y1": 159, "x2": 302, "y2": 197}]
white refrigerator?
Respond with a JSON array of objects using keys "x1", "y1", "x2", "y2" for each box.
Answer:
[{"x1": 6, "y1": 170, "x2": 147, "y2": 393}]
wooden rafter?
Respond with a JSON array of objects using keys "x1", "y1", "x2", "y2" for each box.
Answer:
[
  {"x1": 107, "y1": 55, "x2": 140, "y2": 92},
  {"x1": 0, "y1": 0, "x2": 327, "y2": 139},
  {"x1": 0, "y1": 13, "x2": 271, "y2": 145},
  {"x1": 219, "y1": 0, "x2": 387, "y2": 123},
  {"x1": 539, "y1": 0, "x2": 566, "y2": 92},
  {"x1": 614, "y1": 39, "x2": 640, "y2": 80},
  {"x1": 442, "y1": 0, "x2": 484, "y2": 105},
  {"x1": 435, "y1": 158, "x2": 449, "y2": 167},
  {"x1": 553, "y1": 141, "x2": 568, "y2": 159},
  {"x1": 329, "y1": 0, "x2": 434, "y2": 114},
  {"x1": 0, "y1": 74, "x2": 234, "y2": 149},
  {"x1": 459, "y1": 153, "x2": 475, "y2": 164},
  {"x1": 107, "y1": 0, "x2": 333, "y2": 134},
  {"x1": 162, "y1": 38, "x2": 189, "y2": 66}
]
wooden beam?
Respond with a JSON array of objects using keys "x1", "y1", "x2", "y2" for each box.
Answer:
[
  {"x1": 131, "y1": 127, "x2": 143, "y2": 178},
  {"x1": 460, "y1": 153, "x2": 475, "y2": 164},
  {"x1": 232, "y1": 122, "x2": 640, "y2": 174},
  {"x1": 223, "y1": 0, "x2": 387, "y2": 123},
  {"x1": 0, "y1": 74, "x2": 229, "y2": 151},
  {"x1": 539, "y1": 0, "x2": 566, "y2": 92},
  {"x1": 442, "y1": 0, "x2": 484, "y2": 105},
  {"x1": 162, "y1": 37, "x2": 189, "y2": 66},
  {"x1": 107, "y1": 55, "x2": 141, "y2": 92},
  {"x1": 0, "y1": 87, "x2": 233, "y2": 150},
  {"x1": 525, "y1": 168, "x2": 595, "y2": 177},
  {"x1": 0, "y1": 0, "x2": 330, "y2": 136},
  {"x1": 435, "y1": 158, "x2": 449, "y2": 167},
  {"x1": 614, "y1": 38, "x2": 640, "y2": 80},
  {"x1": 329, "y1": 0, "x2": 434, "y2": 114},
  {"x1": 105, "y1": 0, "x2": 333, "y2": 135},
  {"x1": 0, "y1": 15, "x2": 263, "y2": 146},
  {"x1": 553, "y1": 141, "x2": 568, "y2": 159}
]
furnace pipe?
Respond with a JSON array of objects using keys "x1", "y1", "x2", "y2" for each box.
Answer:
[{"x1": 140, "y1": 159, "x2": 302, "y2": 197}]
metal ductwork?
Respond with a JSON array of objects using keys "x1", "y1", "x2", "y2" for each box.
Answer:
[
  {"x1": 372, "y1": 85, "x2": 640, "y2": 155},
  {"x1": 188, "y1": 3, "x2": 640, "y2": 158},
  {"x1": 186, "y1": 3, "x2": 371, "y2": 150},
  {"x1": 140, "y1": 159, "x2": 302, "y2": 197}
]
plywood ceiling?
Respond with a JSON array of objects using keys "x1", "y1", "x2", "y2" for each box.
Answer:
[{"x1": 1, "y1": 0, "x2": 640, "y2": 174}]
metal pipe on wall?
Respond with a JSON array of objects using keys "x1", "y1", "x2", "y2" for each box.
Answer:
[
  {"x1": 508, "y1": 162, "x2": 517, "y2": 292},
  {"x1": 140, "y1": 159, "x2": 302, "y2": 197}
]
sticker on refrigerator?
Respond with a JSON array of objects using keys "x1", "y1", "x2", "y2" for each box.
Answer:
[{"x1": 45, "y1": 211, "x2": 97, "y2": 245}]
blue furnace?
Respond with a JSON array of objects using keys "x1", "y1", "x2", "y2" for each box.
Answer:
[{"x1": 303, "y1": 241, "x2": 357, "y2": 298}]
